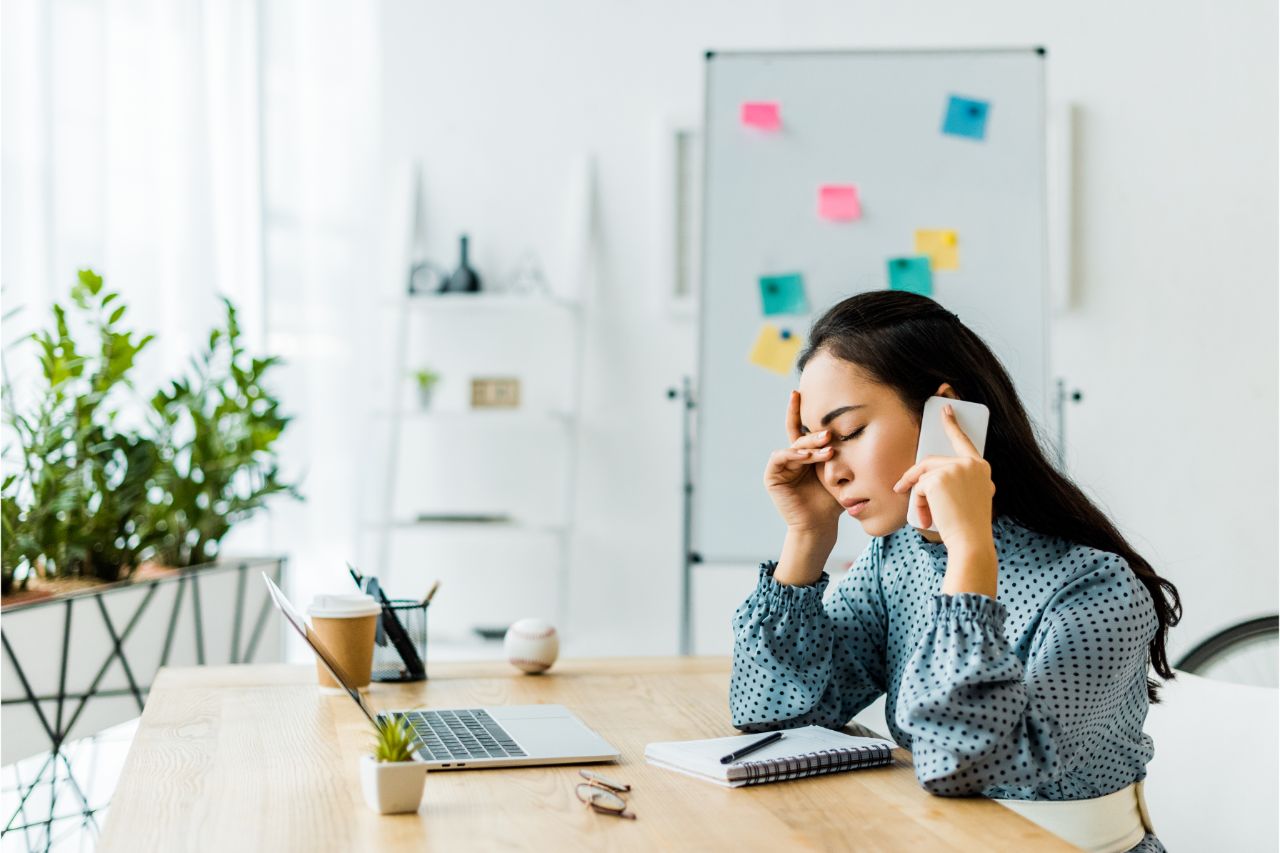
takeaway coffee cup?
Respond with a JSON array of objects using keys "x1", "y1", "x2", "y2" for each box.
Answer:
[{"x1": 307, "y1": 594, "x2": 381, "y2": 689}]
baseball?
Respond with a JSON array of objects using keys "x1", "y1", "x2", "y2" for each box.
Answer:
[{"x1": 504, "y1": 618, "x2": 559, "y2": 674}]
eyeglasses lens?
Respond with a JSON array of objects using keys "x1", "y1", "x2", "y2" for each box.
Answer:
[
  {"x1": 575, "y1": 783, "x2": 627, "y2": 814},
  {"x1": 579, "y1": 770, "x2": 630, "y2": 792}
]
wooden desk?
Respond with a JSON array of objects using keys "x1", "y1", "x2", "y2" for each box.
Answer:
[{"x1": 99, "y1": 658, "x2": 1076, "y2": 851}]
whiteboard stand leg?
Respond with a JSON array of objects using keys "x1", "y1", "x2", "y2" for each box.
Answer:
[
  {"x1": 669, "y1": 376, "x2": 698, "y2": 655},
  {"x1": 1053, "y1": 378, "x2": 1083, "y2": 469}
]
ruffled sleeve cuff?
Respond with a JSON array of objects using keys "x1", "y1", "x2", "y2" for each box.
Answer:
[
  {"x1": 931, "y1": 592, "x2": 1007, "y2": 631},
  {"x1": 753, "y1": 560, "x2": 830, "y2": 612}
]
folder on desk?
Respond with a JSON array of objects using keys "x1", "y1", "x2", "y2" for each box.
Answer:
[{"x1": 645, "y1": 725, "x2": 894, "y2": 788}]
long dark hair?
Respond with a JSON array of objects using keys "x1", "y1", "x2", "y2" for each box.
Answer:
[{"x1": 798, "y1": 291, "x2": 1182, "y2": 702}]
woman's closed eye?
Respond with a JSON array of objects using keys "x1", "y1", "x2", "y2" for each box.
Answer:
[{"x1": 838, "y1": 426, "x2": 866, "y2": 441}]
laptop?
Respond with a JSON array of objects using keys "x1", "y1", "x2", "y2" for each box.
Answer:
[{"x1": 263, "y1": 574, "x2": 620, "y2": 769}]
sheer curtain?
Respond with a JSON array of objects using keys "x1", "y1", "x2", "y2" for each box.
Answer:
[
  {"x1": 258, "y1": 0, "x2": 382, "y2": 619},
  {"x1": 2, "y1": 0, "x2": 382, "y2": 638},
  {"x1": 1, "y1": 0, "x2": 264, "y2": 381}
]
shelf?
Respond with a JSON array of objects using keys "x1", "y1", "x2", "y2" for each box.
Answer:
[
  {"x1": 373, "y1": 409, "x2": 574, "y2": 424},
  {"x1": 386, "y1": 292, "x2": 580, "y2": 312},
  {"x1": 376, "y1": 155, "x2": 595, "y2": 645},
  {"x1": 366, "y1": 517, "x2": 567, "y2": 535}
]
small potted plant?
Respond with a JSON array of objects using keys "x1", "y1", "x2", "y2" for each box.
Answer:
[
  {"x1": 411, "y1": 368, "x2": 441, "y2": 410},
  {"x1": 360, "y1": 715, "x2": 427, "y2": 814}
]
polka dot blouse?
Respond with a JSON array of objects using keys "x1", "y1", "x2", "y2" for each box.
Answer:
[{"x1": 730, "y1": 515, "x2": 1165, "y2": 853}]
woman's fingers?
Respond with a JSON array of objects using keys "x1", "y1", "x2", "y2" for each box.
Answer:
[
  {"x1": 767, "y1": 446, "x2": 833, "y2": 481},
  {"x1": 781, "y1": 446, "x2": 834, "y2": 464},
  {"x1": 912, "y1": 481, "x2": 933, "y2": 528},
  {"x1": 785, "y1": 390, "x2": 803, "y2": 443},
  {"x1": 786, "y1": 391, "x2": 836, "y2": 453},
  {"x1": 894, "y1": 452, "x2": 992, "y2": 500},
  {"x1": 892, "y1": 455, "x2": 950, "y2": 493},
  {"x1": 790, "y1": 429, "x2": 831, "y2": 451},
  {"x1": 893, "y1": 406, "x2": 981, "y2": 493},
  {"x1": 893, "y1": 466, "x2": 917, "y2": 493},
  {"x1": 940, "y1": 404, "x2": 981, "y2": 458}
]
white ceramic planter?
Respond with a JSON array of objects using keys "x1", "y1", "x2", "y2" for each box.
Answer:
[{"x1": 360, "y1": 754, "x2": 428, "y2": 814}]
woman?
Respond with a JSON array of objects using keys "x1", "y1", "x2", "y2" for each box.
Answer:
[{"x1": 730, "y1": 291, "x2": 1181, "y2": 853}]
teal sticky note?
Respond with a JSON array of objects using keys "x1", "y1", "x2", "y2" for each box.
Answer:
[
  {"x1": 759, "y1": 273, "x2": 809, "y2": 316},
  {"x1": 942, "y1": 95, "x2": 990, "y2": 141},
  {"x1": 887, "y1": 256, "x2": 933, "y2": 296}
]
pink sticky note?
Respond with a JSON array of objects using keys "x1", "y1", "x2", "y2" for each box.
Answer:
[
  {"x1": 741, "y1": 102, "x2": 781, "y2": 131},
  {"x1": 818, "y1": 185, "x2": 861, "y2": 221}
]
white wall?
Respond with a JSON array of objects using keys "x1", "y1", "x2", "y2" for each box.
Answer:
[{"x1": 376, "y1": 0, "x2": 1278, "y2": 660}]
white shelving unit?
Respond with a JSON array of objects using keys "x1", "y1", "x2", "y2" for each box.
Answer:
[{"x1": 369, "y1": 157, "x2": 596, "y2": 658}]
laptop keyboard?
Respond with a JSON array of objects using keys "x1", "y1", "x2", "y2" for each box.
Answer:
[{"x1": 401, "y1": 709, "x2": 527, "y2": 762}]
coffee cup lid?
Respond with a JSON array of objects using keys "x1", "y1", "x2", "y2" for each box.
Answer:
[{"x1": 307, "y1": 593, "x2": 381, "y2": 619}]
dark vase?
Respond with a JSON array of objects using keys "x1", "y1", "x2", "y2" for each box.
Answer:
[{"x1": 439, "y1": 234, "x2": 481, "y2": 293}]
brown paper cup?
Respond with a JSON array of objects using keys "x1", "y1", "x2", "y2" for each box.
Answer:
[{"x1": 307, "y1": 594, "x2": 381, "y2": 689}]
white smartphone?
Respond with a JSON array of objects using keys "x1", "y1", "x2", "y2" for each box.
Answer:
[{"x1": 906, "y1": 396, "x2": 991, "y2": 532}]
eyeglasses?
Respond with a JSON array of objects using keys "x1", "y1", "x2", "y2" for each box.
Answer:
[{"x1": 575, "y1": 770, "x2": 636, "y2": 820}]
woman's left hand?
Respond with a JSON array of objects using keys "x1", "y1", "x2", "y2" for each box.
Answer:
[{"x1": 892, "y1": 404, "x2": 996, "y2": 554}]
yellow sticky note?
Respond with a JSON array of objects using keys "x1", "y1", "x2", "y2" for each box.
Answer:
[
  {"x1": 914, "y1": 229, "x2": 960, "y2": 271},
  {"x1": 748, "y1": 323, "x2": 802, "y2": 375}
]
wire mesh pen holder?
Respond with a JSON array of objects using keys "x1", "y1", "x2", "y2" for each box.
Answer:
[{"x1": 371, "y1": 599, "x2": 429, "y2": 682}]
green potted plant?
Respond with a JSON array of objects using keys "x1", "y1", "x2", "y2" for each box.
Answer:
[
  {"x1": 360, "y1": 715, "x2": 427, "y2": 814},
  {"x1": 411, "y1": 368, "x2": 440, "y2": 411},
  {"x1": 2, "y1": 270, "x2": 160, "y2": 598},
  {"x1": 143, "y1": 297, "x2": 299, "y2": 568},
  {"x1": 1, "y1": 269, "x2": 294, "y2": 770},
  {"x1": 1, "y1": 270, "x2": 298, "y2": 598}
]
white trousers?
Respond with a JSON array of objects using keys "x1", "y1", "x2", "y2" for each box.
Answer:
[{"x1": 995, "y1": 781, "x2": 1155, "y2": 853}]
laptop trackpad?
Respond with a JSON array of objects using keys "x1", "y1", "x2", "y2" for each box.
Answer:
[{"x1": 499, "y1": 715, "x2": 616, "y2": 757}]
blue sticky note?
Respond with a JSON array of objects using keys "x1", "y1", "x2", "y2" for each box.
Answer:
[
  {"x1": 759, "y1": 273, "x2": 809, "y2": 316},
  {"x1": 942, "y1": 95, "x2": 990, "y2": 141},
  {"x1": 887, "y1": 256, "x2": 933, "y2": 296}
]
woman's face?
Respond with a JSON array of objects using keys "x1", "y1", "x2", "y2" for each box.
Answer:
[{"x1": 797, "y1": 350, "x2": 949, "y2": 540}]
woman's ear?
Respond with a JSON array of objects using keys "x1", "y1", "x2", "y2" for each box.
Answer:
[{"x1": 934, "y1": 383, "x2": 960, "y2": 400}]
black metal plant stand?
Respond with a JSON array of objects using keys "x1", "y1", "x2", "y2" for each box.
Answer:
[{"x1": 0, "y1": 556, "x2": 287, "y2": 851}]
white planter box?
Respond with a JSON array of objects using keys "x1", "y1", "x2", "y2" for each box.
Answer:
[
  {"x1": 360, "y1": 754, "x2": 428, "y2": 814},
  {"x1": 0, "y1": 557, "x2": 286, "y2": 766}
]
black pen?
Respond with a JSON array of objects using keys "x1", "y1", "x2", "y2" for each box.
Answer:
[
  {"x1": 346, "y1": 562, "x2": 425, "y2": 678},
  {"x1": 719, "y1": 731, "x2": 783, "y2": 764}
]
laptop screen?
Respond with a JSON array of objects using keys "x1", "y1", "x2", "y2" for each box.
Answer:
[{"x1": 262, "y1": 573, "x2": 377, "y2": 725}]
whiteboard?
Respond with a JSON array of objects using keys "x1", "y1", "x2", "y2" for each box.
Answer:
[{"x1": 694, "y1": 49, "x2": 1048, "y2": 565}]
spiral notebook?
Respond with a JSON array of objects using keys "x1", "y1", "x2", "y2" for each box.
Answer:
[{"x1": 644, "y1": 725, "x2": 895, "y2": 788}]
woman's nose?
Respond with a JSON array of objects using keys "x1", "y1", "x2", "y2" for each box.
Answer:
[{"x1": 820, "y1": 454, "x2": 852, "y2": 488}]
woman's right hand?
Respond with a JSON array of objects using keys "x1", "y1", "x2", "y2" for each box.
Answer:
[{"x1": 763, "y1": 390, "x2": 844, "y2": 534}]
